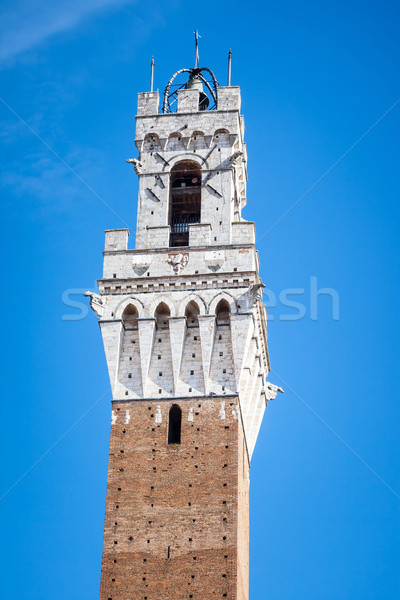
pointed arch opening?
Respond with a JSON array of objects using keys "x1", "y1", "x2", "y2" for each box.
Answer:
[
  {"x1": 168, "y1": 404, "x2": 182, "y2": 444},
  {"x1": 122, "y1": 304, "x2": 138, "y2": 329},
  {"x1": 169, "y1": 160, "x2": 201, "y2": 247},
  {"x1": 154, "y1": 302, "x2": 171, "y2": 329},
  {"x1": 185, "y1": 300, "x2": 200, "y2": 327},
  {"x1": 216, "y1": 299, "x2": 230, "y2": 325}
]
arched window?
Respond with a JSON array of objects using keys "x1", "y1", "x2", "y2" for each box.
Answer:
[
  {"x1": 185, "y1": 301, "x2": 200, "y2": 327},
  {"x1": 154, "y1": 302, "x2": 171, "y2": 329},
  {"x1": 168, "y1": 405, "x2": 182, "y2": 444},
  {"x1": 143, "y1": 133, "x2": 161, "y2": 152},
  {"x1": 169, "y1": 161, "x2": 201, "y2": 247},
  {"x1": 216, "y1": 299, "x2": 230, "y2": 325},
  {"x1": 213, "y1": 128, "x2": 230, "y2": 147},
  {"x1": 122, "y1": 304, "x2": 138, "y2": 329}
]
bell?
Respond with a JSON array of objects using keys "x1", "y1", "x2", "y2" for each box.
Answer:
[{"x1": 185, "y1": 73, "x2": 209, "y2": 111}]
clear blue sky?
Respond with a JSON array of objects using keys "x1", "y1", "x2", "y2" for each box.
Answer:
[{"x1": 1, "y1": 1, "x2": 399, "y2": 598}]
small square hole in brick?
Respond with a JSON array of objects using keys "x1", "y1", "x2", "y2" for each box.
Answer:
[
  {"x1": 113, "y1": 274, "x2": 116, "y2": 278},
  {"x1": 192, "y1": 353, "x2": 195, "y2": 358},
  {"x1": 190, "y1": 370, "x2": 194, "y2": 375},
  {"x1": 159, "y1": 372, "x2": 162, "y2": 376},
  {"x1": 223, "y1": 369, "x2": 226, "y2": 374},
  {"x1": 128, "y1": 373, "x2": 132, "y2": 378},
  {"x1": 158, "y1": 355, "x2": 161, "y2": 359},
  {"x1": 125, "y1": 391, "x2": 128, "y2": 396},
  {"x1": 189, "y1": 388, "x2": 192, "y2": 392},
  {"x1": 219, "y1": 352, "x2": 223, "y2": 356},
  {"x1": 194, "y1": 336, "x2": 197, "y2": 341}
]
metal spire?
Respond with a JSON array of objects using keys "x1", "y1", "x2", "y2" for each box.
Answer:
[
  {"x1": 227, "y1": 50, "x2": 232, "y2": 86},
  {"x1": 194, "y1": 29, "x2": 201, "y2": 68},
  {"x1": 150, "y1": 57, "x2": 155, "y2": 92}
]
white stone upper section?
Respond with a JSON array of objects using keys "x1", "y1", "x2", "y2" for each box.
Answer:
[
  {"x1": 89, "y1": 80, "x2": 276, "y2": 459},
  {"x1": 132, "y1": 86, "x2": 249, "y2": 250}
]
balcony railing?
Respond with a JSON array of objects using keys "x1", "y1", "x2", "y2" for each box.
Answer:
[{"x1": 170, "y1": 215, "x2": 200, "y2": 233}]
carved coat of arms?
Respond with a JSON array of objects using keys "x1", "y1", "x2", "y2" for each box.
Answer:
[{"x1": 167, "y1": 252, "x2": 189, "y2": 274}]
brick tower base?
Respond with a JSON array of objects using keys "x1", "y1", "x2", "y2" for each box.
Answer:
[{"x1": 99, "y1": 396, "x2": 249, "y2": 600}]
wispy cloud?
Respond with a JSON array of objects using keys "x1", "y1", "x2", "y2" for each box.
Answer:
[
  {"x1": 2, "y1": 147, "x2": 111, "y2": 221},
  {"x1": 0, "y1": 0, "x2": 134, "y2": 66}
]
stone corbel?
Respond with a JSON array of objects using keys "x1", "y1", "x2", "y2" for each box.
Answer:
[{"x1": 84, "y1": 291, "x2": 105, "y2": 318}]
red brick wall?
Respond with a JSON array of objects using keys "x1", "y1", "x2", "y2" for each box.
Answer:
[{"x1": 99, "y1": 396, "x2": 249, "y2": 600}]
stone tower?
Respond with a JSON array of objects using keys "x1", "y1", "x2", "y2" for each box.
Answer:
[{"x1": 87, "y1": 62, "x2": 282, "y2": 600}]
